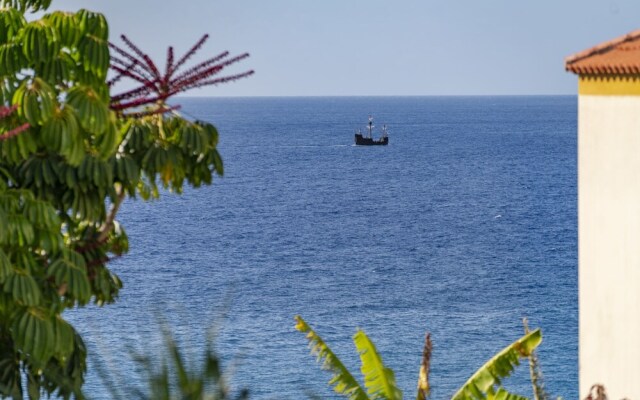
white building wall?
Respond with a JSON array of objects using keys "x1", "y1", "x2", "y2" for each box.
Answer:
[{"x1": 579, "y1": 95, "x2": 640, "y2": 399}]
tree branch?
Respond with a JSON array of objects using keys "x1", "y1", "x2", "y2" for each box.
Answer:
[{"x1": 97, "y1": 186, "x2": 126, "y2": 243}]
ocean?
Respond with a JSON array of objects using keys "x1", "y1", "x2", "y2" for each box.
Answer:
[{"x1": 67, "y1": 96, "x2": 578, "y2": 399}]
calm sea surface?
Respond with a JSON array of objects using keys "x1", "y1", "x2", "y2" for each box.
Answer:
[{"x1": 68, "y1": 96, "x2": 577, "y2": 399}]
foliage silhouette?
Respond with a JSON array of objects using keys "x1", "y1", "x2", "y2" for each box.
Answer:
[
  {"x1": 0, "y1": 1, "x2": 252, "y2": 397},
  {"x1": 295, "y1": 316, "x2": 542, "y2": 400},
  {"x1": 92, "y1": 323, "x2": 249, "y2": 400}
]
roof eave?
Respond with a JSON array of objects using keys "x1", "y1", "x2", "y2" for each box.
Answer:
[{"x1": 565, "y1": 29, "x2": 640, "y2": 73}]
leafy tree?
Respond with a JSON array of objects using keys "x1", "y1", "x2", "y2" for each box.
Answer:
[
  {"x1": 0, "y1": 0, "x2": 252, "y2": 397},
  {"x1": 295, "y1": 316, "x2": 542, "y2": 400}
]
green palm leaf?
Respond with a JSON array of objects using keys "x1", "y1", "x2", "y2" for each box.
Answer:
[
  {"x1": 451, "y1": 329, "x2": 542, "y2": 400},
  {"x1": 295, "y1": 315, "x2": 368, "y2": 400},
  {"x1": 353, "y1": 329, "x2": 402, "y2": 400}
]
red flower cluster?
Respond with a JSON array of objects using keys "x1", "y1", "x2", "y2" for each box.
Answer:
[
  {"x1": 0, "y1": 105, "x2": 30, "y2": 142},
  {"x1": 109, "y1": 34, "x2": 254, "y2": 116}
]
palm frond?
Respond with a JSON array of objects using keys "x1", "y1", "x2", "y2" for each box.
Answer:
[
  {"x1": 294, "y1": 316, "x2": 368, "y2": 400},
  {"x1": 353, "y1": 329, "x2": 403, "y2": 400},
  {"x1": 451, "y1": 329, "x2": 542, "y2": 400}
]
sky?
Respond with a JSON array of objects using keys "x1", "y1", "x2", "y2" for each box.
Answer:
[{"x1": 51, "y1": 0, "x2": 640, "y2": 96}]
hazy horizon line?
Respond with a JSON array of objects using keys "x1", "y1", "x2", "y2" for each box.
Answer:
[{"x1": 176, "y1": 93, "x2": 577, "y2": 99}]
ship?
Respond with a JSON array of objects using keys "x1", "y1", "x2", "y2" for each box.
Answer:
[{"x1": 354, "y1": 116, "x2": 389, "y2": 146}]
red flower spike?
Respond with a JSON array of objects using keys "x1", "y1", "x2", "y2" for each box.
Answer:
[
  {"x1": 169, "y1": 51, "x2": 229, "y2": 86},
  {"x1": 196, "y1": 70, "x2": 255, "y2": 89},
  {"x1": 0, "y1": 104, "x2": 18, "y2": 119},
  {"x1": 0, "y1": 123, "x2": 30, "y2": 141},
  {"x1": 111, "y1": 85, "x2": 154, "y2": 103},
  {"x1": 165, "y1": 47, "x2": 174, "y2": 79},
  {"x1": 119, "y1": 35, "x2": 148, "y2": 67},
  {"x1": 108, "y1": 59, "x2": 140, "y2": 87},
  {"x1": 110, "y1": 63, "x2": 156, "y2": 86},
  {"x1": 0, "y1": 106, "x2": 29, "y2": 141},
  {"x1": 171, "y1": 34, "x2": 209, "y2": 74},
  {"x1": 109, "y1": 34, "x2": 253, "y2": 117}
]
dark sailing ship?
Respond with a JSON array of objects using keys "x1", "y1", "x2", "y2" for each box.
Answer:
[{"x1": 354, "y1": 116, "x2": 389, "y2": 146}]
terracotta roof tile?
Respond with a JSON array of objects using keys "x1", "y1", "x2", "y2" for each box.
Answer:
[{"x1": 565, "y1": 29, "x2": 640, "y2": 75}]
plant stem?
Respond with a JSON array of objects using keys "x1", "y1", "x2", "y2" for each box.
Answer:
[{"x1": 97, "y1": 185, "x2": 126, "y2": 243}]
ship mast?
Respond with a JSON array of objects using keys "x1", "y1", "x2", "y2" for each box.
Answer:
[{"x1": 368, "y1": 115, "x2": 374, "y2": 138}]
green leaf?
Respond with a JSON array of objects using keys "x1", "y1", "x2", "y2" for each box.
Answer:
[
  {"x1": 75, "y1": 9, "x2": 108, "y2": 40},
  {"x1": 53, "y1": 315, "x2": 75, "y2": 360},
  {"x1": 48, "y1": 254, "x2": 91, "y2": 304},
  {"x1": 0, "y1": 42, "x2": 26, "y2": 75},
  {"x1": 212, "y1": 149, "x2": 223, "y2": 176},
  {"x1": 94, "y1": 111, "x2": 118, "y2": 159},
  {"x1": 36, "y1": 51, "x2": 74, "y2": 83},
  {"x1": 23, "y1": 198, "x2": 60, "y2": 229},
  {"x1": 13, "y1": 77, "x2": 56, "y2": 125},
  {"x1": 487, "y1": 387, "x2": 530, "y2": 400},
  {"x1": 91, "y1": 266, "x2": 122, "y2": 306},
  {"x1": 451, "y1": 329, "x2": 542, "y2": 400},
  {"x1": 21, "y1": 19, "x2": 59, "y2": 64},
  {"x1": 41, "y1": 105, "x2": 79, "y2": 153},
  {"x1": 0, "y1": 353, "x2": 22, "y2": 398},
  {"x1": 77, "y1": 33, "x2": 109, "y2": 78},
  {"x1": 0, "y1": 249, "x2": 12, "y2": 282},
  {"x1": 44, "y1": 11, "x2": 80, "y2": 47},
  {"x1": 4, "y1": 271, "x2": 41, "y2": 306},
  {"x1": 11, "y1": 308, "x2": 55, "y2": 364},
  {"x1": 34, "y1": 229, "x2": 62, "y2": 254},
  {"x1": 0, "y1": 7, "x2": 26, "y2": 44},
  {"x1": 1, "y1": 0, "x2": 52, "y2": 13},
  {"x1": 66, "y1": 85, "x2": 109, "y2": 134},
  {"x1": 295, "y1": 316, "x2": 369, "y2": 400},
  {"x1": 353, "y1": 329, "x2": 402, "y2": 400},
  {"x1": 0, "y1": 212, "x2": 6, "y2": 245},
  {"x1": 27, "y1": 369, "x2": 40, "y2": 400}
]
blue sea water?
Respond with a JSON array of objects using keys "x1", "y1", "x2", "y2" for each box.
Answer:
[{"x1": 67, "y1": 96, "x2": 577, "y2": 399}]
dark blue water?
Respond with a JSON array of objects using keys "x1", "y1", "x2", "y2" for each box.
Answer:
[{"x1": 67, "y1": 96, "x2": 577, "y2": 399}]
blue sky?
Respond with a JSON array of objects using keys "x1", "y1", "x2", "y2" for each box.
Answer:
[{"x1": 54, "y1": 0, "x2": 640, "y2": 96}]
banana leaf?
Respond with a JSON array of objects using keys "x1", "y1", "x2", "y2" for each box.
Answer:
[
  {"x1": 488, "y1": 387, "x2": 530, "y2": 400},
  {"x1": 353, "y1": 329, "x2": 402, "y2": 400},
  {"x1": 295, "y1": 316, "x2": 368, "y2": 400},
  {"x1": 451, "y1": 329, "x2": 542, "y2": 400}
]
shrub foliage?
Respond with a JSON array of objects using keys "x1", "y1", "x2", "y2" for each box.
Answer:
[{"x1": 0, "y1": 0, "x2": 252, "y2": 397}]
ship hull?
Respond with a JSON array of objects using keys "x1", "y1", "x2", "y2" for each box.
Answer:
[{"x1": 354, "y1": 134, "x2": 388, "y2": 146}]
